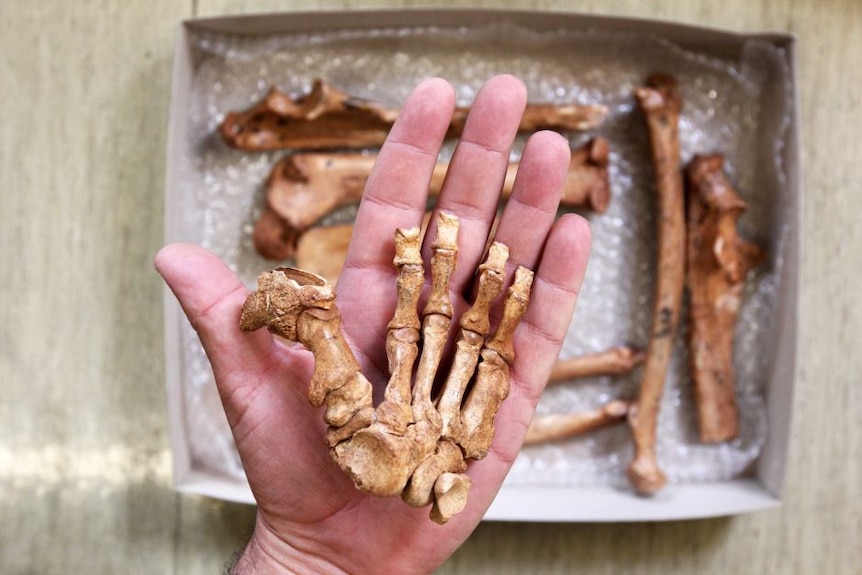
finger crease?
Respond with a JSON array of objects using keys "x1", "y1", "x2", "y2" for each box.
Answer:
[
  {"x1": 341, "y1": 257, "x2": 398, "y2": 278},
  {"x1": 361, "y1": 191, "x2": 425, "y2": 216},
  {"x1": 506, "y1": 193, "x2": 559, "y2": 218},
  {"x1": 436, "y1": 197, "x2": 494, "y2": 222},
  {"x1": 520, "y1": 317, "x2": 567, "y2": 349},
  {"x1": 535, "y1": 273, "x2": 581, "y2": 300},
  {"x1": 191, "y1": 283, "x2": 247, "y2": 330},
  {"x1": 382, "y1": 137, "x2": 441, "y2": 161},
  {"x1": 457, "y1": 135, "x2": 513, "y2": 159}
]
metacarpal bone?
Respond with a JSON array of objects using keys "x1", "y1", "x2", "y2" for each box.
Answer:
[
  {"x1": 411, "y1": 213, "x2": 459, "y2": 437},
  {"x1": 379, "y1": 226, "x2": 424, "y2": 433},
  {"x1": 437, "y1": 242, "x2": 509, "y2": 440},
  {"x1": 458, "y1": 266, "x2": 534, "y2": 458}
]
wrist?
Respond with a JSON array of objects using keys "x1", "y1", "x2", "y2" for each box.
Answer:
[
  {"x1": 227, "y1": 515, "x2": 349, "y2": 575},
  {"x1": 227, "y1": 530, "x2": 285, "y2": 575}
]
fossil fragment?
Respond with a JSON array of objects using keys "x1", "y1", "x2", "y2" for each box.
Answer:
[
  {"x1": 627, "y1": 74, "x2": 686, "y2": 496},
  {"x1": 240, "y1": 212, "x2": 534, "y2": 523},
  {"x1": 221, "y1": 79, "x2": 608, "y2": 151},
  {"x1": 561, "y1": 136, "x2": 612, "y2": 214},
  {"x1": 294, "y1": 222, "x2": 354, "y2": 285},
  {"x1": 685, "y1": 154, "x2": 764, "y2": 443},
  {"x1": 547, "y1": 345, "x2": 646, "y2": 384},
  {"x1": 254, "y1": 138, "x2": 611, "y2": 260},
  {"x1": 523, "y1": 400, "x2": 632, "y2": 445}
]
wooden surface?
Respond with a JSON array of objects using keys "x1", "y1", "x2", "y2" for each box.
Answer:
[{"x1": 1, "y1": 1, "x2": 860, "y2": 573}]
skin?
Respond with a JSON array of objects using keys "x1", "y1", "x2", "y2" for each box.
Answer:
[{"x1": 155, "y1": 75, "x2": 591, "y2": 575}]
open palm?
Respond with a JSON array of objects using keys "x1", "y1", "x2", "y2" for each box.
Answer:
[{"x1": 156, "y1": 75, "x2": 591, "y2": 574}]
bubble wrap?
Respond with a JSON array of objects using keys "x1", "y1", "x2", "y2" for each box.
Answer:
[{"x1": 173, "y1": 23, "x2": 792, "y2": 488}]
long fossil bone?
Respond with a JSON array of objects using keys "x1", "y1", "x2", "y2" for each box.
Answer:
[
  {"x1": 240, "y1": 212, "x2": 534, "y2": 523},
  {"x1": 221, "y1": 79, "x2": 608, "y2": 151},
  {"x1": 626, "y1": 74, "x2": 686, "y2": 496},
  {"x1": 548, "y1": 345, "x2": 646, "y2": 384},
  {"x1": 685, "y1": 154, "x2": 764, "y2": 443},
  {"x1": 254, "y1": 137, "x2": 611, "y2": 260},
  {"x1": 523, "y1": 400, "x2": 632, "y2": 445}
]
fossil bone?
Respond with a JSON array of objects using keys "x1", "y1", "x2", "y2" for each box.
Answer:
[
  {"x1": 294, "y1": 213, "x2": 433, "y2": 286},
  {"x1": 523, "y1": 400, "x2": 632, "y2": 445},
  {"x1": 221, "y1": 79, "x2": 608, "y2": 151},
  {"x1": 561, "y1": 136, "x2": 612, "y2": 213},
  {"x1": 685, "y1": 154, "x2": 764, "y2": 443},
  {"x1": 627, "y1": 74, "x2": 686, "y2": 496},
  {"x1": 294, "y1": 222, "x2": 354, "y2": 285},
  {"x1": 254, "y1": 137, "x2": 611, "y2": 260},
  {"x1": 548, "y1": 345, "x2": 646, "y2": 384},
  {"x1": 240, "y1": 212, "x2": 534, "y2": 523},
  {"x1": 252, "y1": 205, "x2": 300, "y2": 262}
]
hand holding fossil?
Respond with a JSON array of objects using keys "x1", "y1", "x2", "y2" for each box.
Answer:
[{"x1": 156, "y1": 75, "x2": 590, "y2": 574}]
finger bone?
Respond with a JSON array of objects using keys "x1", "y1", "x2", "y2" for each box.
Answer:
[
  {"x1": 412, "y1": 212, "x2": 459, "y2": 426},
  {"x1": 459, "y1": 266, "x2": 534, "y2": 458},
  {"x1": 378, "y1": 226, "x2": 424, "y2": 433},
  {"x1": 437, "y1": 242, "x2": 509, "y2": 440}
]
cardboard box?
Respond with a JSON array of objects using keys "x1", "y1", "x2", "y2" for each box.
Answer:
[{"x1": 163, "y1": 9, "x2": 800, "y2": 521}]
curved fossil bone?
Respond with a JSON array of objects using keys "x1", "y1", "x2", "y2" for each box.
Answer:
[
  {"x1": 524, "y1": 400, "x2": 632, "y2": 445},
  {"x1": 547, "y1": 345, "x2": 646, "y2": 384},
  {"x1": 685, "y1": 154, "x2": 764, "y2": 443},
  {"x1": 253, "y1": 137, "x2": 611, "y2": 261},
  {"x1": 221, "y1": 79, "x2": 608, "y2": 151},
  {"x1": 627, "y1": 74, "x2": 686, "y2": 496},
  {"x1": 240, "y1": 212, "x2": 534, "y2": 523}
]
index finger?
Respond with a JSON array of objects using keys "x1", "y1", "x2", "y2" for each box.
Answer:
[{"x1": 342, "y1": 78, "x2": 455, "y2": 275}]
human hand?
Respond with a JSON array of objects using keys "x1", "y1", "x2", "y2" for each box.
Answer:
[{"x1": 156, "y1": 74, "x2": 591, "y2": 574}]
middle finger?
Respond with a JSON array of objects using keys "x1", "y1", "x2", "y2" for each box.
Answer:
[{"x1": 423, "y1": 74, "x2": 527, "y2": 294}]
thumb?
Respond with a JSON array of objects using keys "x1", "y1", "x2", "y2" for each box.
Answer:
[{"x1": 154, "y1": 243, "x2": 312, "y2": 420}]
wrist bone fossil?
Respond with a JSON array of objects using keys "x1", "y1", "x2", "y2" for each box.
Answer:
[{"x1": 239, "y1": 212, "x2": 534, "y2": 523}]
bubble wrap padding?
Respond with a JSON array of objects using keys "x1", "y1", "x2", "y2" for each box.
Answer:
[{"x1": 172, "y1": 23, "x2": 792, "y2": 489}]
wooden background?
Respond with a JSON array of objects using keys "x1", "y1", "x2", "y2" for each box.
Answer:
[{"x1": 1, "y1": 1, "x2": 860, "y2": 573}]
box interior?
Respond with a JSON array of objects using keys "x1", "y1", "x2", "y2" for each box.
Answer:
[{"x1": 164, "y1": 9, "x2": 799, "y2": 521}]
